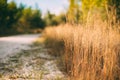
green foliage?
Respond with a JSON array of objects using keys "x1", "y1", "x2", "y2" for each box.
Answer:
[
  {"x1": 7, "y1": 1, "x2": 19, "y2": 27},
  {"x1": 43, "y1": 11, "x2": 56, "y2": 26},
  {"x1": 67, "y1": 0, "x2": 120, "y2": 22},
  {"x1": 54, "y1": 14, "x2": 66, "y2": 24},
  {"x1": 0, "y1": 0, "x2": 21, "y2": 35},
  {"x1": 0, "y1": 0, "x2": 7, "y2": 27},
  {"x1": 81, "y1": 0, "x2": 107, "y2": 21},
  {"x1": 44, "y1": 11, "x2": 66, "y2": 26},
  {"x1": 28, "y1": 10, "x2": 45, "y2": 28},
  {"x1": 107, "y1": 0, "x2": 120, "y2": 20},
  {"x1": 0, "y1": 0, "x2": 7, "y2": 11},
  {"x1": 67, "y1": 0, "x2": 81, "y2": 24},
  {"x1": 0, "y1": 0, "x2": 66, "y2": 36},
  {"x1": 0, "y1": 0, "x2": 46, "y2": 36},
  {"x1": 15, "y1": 7, "x2": 46, "y2": 34}
]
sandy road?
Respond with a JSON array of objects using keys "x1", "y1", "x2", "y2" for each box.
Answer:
[
  {"x1": 0, "y1": 34, "x2": 67, "y2": 80},
  {"x1": 0, "y1": 34, "x2": 40, "y2": 59}
]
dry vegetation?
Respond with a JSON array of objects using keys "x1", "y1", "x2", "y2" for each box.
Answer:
[{"x1": 43, "y1": 15, "x2": 120, "y2": 80}]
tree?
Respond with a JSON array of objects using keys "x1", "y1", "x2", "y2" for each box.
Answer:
[
  {"x1": 81, "y1": 0, "x2": 120, "y2": 21},
  {"x1": 0, "y1": 0, "x2": 7, "y2": 27},
  {"x1": 19, "y1": 7, "x2": 45, "y2": 29},
  {"x1": 44, "y1": 11, "x2": 57, "y2": 26},
  {"x1": 0, "y1": 0, "x2": 21, "y2": 35},
  {"x1": 54, "y1": 13, "x2": 66, "y2": 24},
  {"x1": 67, "y1": 0, "x2": 80, "y2": 24},
  {"x1": 0, "y1": 1, "x2": 22, "y2": 29},
  {"x1": 81, "y1": 0, "x2": 107, "y2": 21},
  {"x1": 107, "y1": 0, "x2": 120, "y2": 20},
  {"x1": 7, "y1": 1, "x2": 20, "y2": 27},
  {"x1": 28, "y1": 9, "x2": 45, "y2": 29},
  {"x1": 44, "y1": 11, "x2": 66, "y2": 26}
]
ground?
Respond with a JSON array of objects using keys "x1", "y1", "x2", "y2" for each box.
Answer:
[{"x1": 0, "y1": 34, "x2": 67, "y2": 80}]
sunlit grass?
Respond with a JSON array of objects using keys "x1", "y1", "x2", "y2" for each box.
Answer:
[
  {"x1": 34, "y1": 36, "x2": 46, "y2": 45},
  {"x1": 43, "y1": 18, "x2": 120, "y2": 80}
]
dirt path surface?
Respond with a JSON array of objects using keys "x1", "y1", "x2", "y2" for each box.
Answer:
[
  {"x1": 0, "y1": 34, "x2": 67, "y2": 80},
  {"x1": 0, "y1": 34, "x2": 40, "y2": 59}
]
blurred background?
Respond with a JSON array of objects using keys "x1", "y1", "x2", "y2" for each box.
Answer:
[
  {"x1": 0, "y1": 0, "x2": 120, "y2": 36},
  {"x1": 0, "y1": 0, "x2": 69, "y2": 36}
]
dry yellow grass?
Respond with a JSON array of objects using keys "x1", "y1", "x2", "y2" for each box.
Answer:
[{"x1": 43, "y1": 18, "x2": 120, "y2": 80}]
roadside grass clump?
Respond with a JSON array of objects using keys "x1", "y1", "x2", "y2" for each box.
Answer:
[
  {"x1": 43, "y1": 18, "x2": 120, "y2": 80},
  {"x1": 33, "y1": 36, "x2": 45, "y2": 46},
  {"x1": 43, "y1": 26, "x2": 65, "y2": 57}
]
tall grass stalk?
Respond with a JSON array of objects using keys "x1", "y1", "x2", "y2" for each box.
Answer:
[{"x1": 43, "y1": 15, "x2": 120, "y2": 80}]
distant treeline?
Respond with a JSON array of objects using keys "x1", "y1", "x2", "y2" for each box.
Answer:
[
  {"x1": 1, "y1": 0, "x2": 120, "y2": 36},
  {"x1": 0, "y1": 0, "x2": 66, "y2": 36}
]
